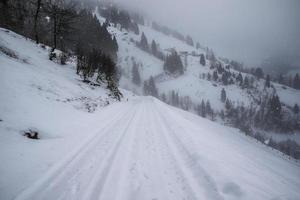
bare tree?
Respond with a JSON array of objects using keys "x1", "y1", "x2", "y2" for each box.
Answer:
[
  {"x1": 44, "y1": 0, "x2": 77, "y2": 52},
  {"x1": 33, "y1": 0, "x2": 42, "y2": 44}
]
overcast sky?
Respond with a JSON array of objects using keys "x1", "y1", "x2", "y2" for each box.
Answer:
[{"x1": 112, "y1": 0, "x2": 300, "y2": 68}]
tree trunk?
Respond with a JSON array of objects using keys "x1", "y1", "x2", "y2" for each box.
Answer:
[
  {"x1": 33, "y1": 0, "x2": 42, "y2": 44},
  {"x1": 52, "y1": 13, "x2": 57, "y2": 52}
]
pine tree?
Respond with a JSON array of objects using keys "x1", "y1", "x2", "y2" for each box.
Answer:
[
  {"x1": 293, "y1": 73, "x2": 300, "y2": 90},
  {"x1": 213, "y1": 71, "x2": 218, "y2": 81},
  {"x1": 164, "y1": 51, "x2": 184, "y2": 74},
  {"x1": 293, "y1": 104, "x2": 299, "y2": 115},
  {"x1": 254, "y1": 67, "x2": 264, "y2": 79},
  {"x1": 140, "y1": 32, "x2": 149, "y2": 52},
  {"x1": 236, "y1": 73, "x2": 243, "y2": 85},
  {"x1": 243, "y1": 76, "x2": 249, "y2": 88},
  {"x1": 200, "y1": 100, "x2": 206, "y2": 117},
  {"x1": 265, "y1": 74, "x2": 271, "y2": 88},
  {"x1": 132, "y1": 62, "x2": 141, "y2": 86},
  {"x1": 148, "y1": 76, "x2": 158, "y2": 97},
  {"x1": 269, "y1": 95, "x2": 281, "y2": 118},
  {"x1": 112, "y1": 36, "x2": 118, "y2": 52},
  {"x1": 222, "y1": 73, "x2": 229, "y2": 85},
  {"x1": 206, "y1": 100, "x2": 212, "y2": 117},
  {"x1": 151, "y1": 40, "x2": 157, "y2": 56},
  {"x1": 221, "y1": 88, "x2": 227, "y2": 103},
  {"x1": 278, "y1": 74, "x2": 284, "y2": 84},
  {"x1": 186, "y1": 35, "x2": 194, "y2": 46},
  {"x1": 200, "y1": 54, "x2": 206, "y2": 66}
]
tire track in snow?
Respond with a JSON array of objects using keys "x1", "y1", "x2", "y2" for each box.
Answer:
[
  {"x1": 82, "y1": 102, "x2": 142, "y2": 200},
  {"x1": 15, "y1": 102, "x2": 139, "y2": 200},
  {"x1": 151, "y1": 101, "x2": 224, "y2": 200},
  {"x1": 146, "y1": 101, "x2": 199, "y2": 200}
]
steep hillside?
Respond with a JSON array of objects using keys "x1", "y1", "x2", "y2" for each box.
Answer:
[{"x1": 0, "y1": 28, "x2": 134, "y2": 199}]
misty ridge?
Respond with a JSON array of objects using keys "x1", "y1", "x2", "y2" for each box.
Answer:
[{"x1": 112, "y1": 0, "x2": 300, "y2": 74}]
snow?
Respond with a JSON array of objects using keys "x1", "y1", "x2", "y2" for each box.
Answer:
[
  {"x1": 12, "y1": 97, "x2": 300, "y2": 200},
  {"x1": 1, "y1": 14, "x2": 300, "y2": 200}
]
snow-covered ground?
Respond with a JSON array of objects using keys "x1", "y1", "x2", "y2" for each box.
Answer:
[
  {"x1": 1, "y1": 28, "x2": 300, "y2": 200},
  {"x1": 12, "y1": 98, "x2": 300, "y2": 200}
]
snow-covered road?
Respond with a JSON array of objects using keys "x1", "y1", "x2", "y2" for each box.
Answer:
[{"x1": 15, "y1": 98, "x2": 300, "y2": 200}]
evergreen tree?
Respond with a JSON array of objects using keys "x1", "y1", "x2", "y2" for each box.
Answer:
[
  {"x1": 278, "y1": 74, "x2": 284, "y2": 84},
  {"x1": 293, "y1": 73, "x2": 300, "y2": 90},
  {"x1": 269, "y1": 95, "x2": 282, "y2": 119},
  {"x1": 293, "y1": 104, "x2": 299, "y2": 115},
  {"x1": 200, "y1": 100, "x2": 206, "y2": 118},
  {"x1": 206, "y1": 100, "x2": 212, "y2": 117},
  {"x1": 164, "y1": 51, "x2": 184, "y2": 74},
  {"x1": 243, "y1": 76, "x2": 249, "y2": 88},
  {"x1": 151, "y1": 40, "x2": 158, "y2": 56},
  {"x1": 144, "y1": 76, "x2": 158, "y2": 97},
  {"x1": 254, "y1": 67, "x2": 264, "y2": 79},
  {"x1": 112, "y1": 36, "x2": 118, "y2": 52},
  {"x1": 213, "y1": 71, "x2": 218, "y2": 81},
  {"x1": 140, "y1": 32, "x2": 149, "y2": 52},
  {"x1": 132, "y1": 62, "x2": 141, "y2": 86},
  {"x1": 222, "y1": 73, "x2": 229, "y2": 85},
  {"x1": 207, "y1": 73, "x2": 211, "y2": 81},
  {"x1": 221, "y1": 88, "x2": 227, "y2": 103},
  {"x1": 130, "y1": 22, "x2": 139, "y2": 35},
  {"x1": 186, "y1": 35, "x2": 194, "y2": 46},
  {"x1": 236, "y1": 73, "x2": 243, "y2": 85},
  {"x1": 196, "y1": 42, "x2": 201, "y2": 49},
  {"x1": 200, "y1": 54, "x2": 206, "y2": 66},
  {"x1": 265, "y1": 74, "x2": 271, "y2": 88}
]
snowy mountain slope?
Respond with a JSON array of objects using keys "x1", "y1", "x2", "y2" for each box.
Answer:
[
  {"x1": 1, "y1": 26, "x2": 300, "y2": 200},
  {"x1": 97, "y1": 13, "x2": 300, "y2": 112},
  {"x1": 0, "y1": 28, "x2": 134, "y2": 199},
  {"x1": 14, "y1": 97, "x2": 300, "y2": 200}
]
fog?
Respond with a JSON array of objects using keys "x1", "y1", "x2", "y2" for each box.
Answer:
[{"x1": 113, "y1": 0, "x2": 300, "y2": 70}]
